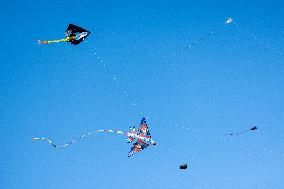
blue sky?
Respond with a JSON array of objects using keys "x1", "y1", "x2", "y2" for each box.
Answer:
[{"x1": 0, "y1": 0, "x2": 284, "y2": 188}]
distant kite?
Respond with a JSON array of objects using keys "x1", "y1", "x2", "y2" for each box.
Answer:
[
  {"x1": 37, "y1": 24, "x2": 91, "y2": 45},
  {"x1": 32, "y1": 117, "x2": 156, "y2": 157},
  {"x1": 225, "y1": 18, "x2": 233, "y2": 24},
  {"x1": 228, "y1": 126, "x2": 257, "y2": 136},
  {"x1": 180, "y1": 164, "x2": 188, "y2": 169}
]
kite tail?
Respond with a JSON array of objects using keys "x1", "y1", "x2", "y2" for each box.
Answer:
[
  {"x1": 32, "y1": 137, "x2": 59, "y2": 148},
  {"x1": 32, "y1": 129, "x2": 127, "y2": 149},
  {"x1": 37, "y1": 38, "x2": 68, "y2": 44}
]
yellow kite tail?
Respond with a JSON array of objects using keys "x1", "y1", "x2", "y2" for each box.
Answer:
[{"x1": 37, "y1": 38, "x2": 68, "y2": 44}]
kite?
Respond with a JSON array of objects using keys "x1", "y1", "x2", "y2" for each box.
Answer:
[
  {"x1": 228, "y1": 126, "x2": 257, "y2": 136},
  {"x1": 180, "y1": 164, "x2": 188, "y2": 170},
  {"x1": 37, "y1": 24, "x2": 91, "y2": 45},
  {"x1": 32, "y1": 117, "x2": 156, "y2": 157},
  {"x1": 225, "y1": 18, "x2": 233, "y2": 24},
  {"x1": 126, "y1": 117, "x2": 156, "y2": 157}
]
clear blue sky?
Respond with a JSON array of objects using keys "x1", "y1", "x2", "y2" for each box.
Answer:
[{"x1": 1, "y1": 0, "x2": 284, "y2": 188}]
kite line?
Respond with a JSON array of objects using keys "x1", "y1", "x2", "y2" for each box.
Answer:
[
  {"x1": 173, "y1": 30, "x2": 216, "y2": 56},
  {"x1": 91, "y1": 50, "x2": 153, "y2": 120},
  {"x1": 230, "y1": 18, "x2": 283, "y2": 56},
  {"x1": 173, "y1": 18, "x2": 233, "y2": 56},
  {"x1": 181, "y1": 126, "x2": 284, "y2": 158}
]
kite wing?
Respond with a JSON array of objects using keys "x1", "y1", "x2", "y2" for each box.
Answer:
[
  {"x1": 126, "y1": 126, "x2": 136, "y2": 143},
  {"x1": 137, "y1": 117, "x2": 152, "y2": 137},
  {"x1": 66, "y1": 24, "x2": 91, "y2": 45},
  {"x1": 127, "y1": 140, "x2": 150, "y2": 157}
]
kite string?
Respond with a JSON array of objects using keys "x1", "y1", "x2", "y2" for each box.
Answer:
[
  {"x1": 150, "y1": 114, "x2": 283, "y2": 160},
  {"x1": 173, "y1": 18, "x2": 235, "y2": 56},
  {"x1": 92, "y1": 45, "x2": 195, "y2": 124},
  {"x1": 90, "y1": 18, "x2": 232, "y2": 121},
  {"x1": 173, "y1": 29, "x2": 217, "y2": 56},
  {"x1": 232, "y1": 21, "x2": 283, "y2": 56},
  {"x1": 181, "y1": 126, "x2": 284, "y2": 158},
  {"x1": 92, "y1": 49, "x2": 160, "y2": 121}
]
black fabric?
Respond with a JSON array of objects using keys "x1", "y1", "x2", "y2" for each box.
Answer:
[
  {"x1": 180, "y1": 164, "x2": 188, "y2": 169},
  {"x1": 66, "y1": 24, "x2": 91, "y2": 45},
  {"x1": 250, "y1": 126, "x2": 257, "y2": 131},
  {"x1": 66, "y1": 24, "x2": 89, "y2": 35}
]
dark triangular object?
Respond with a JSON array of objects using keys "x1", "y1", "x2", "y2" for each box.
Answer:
[
  {"x1": 66, "y1": 24, "x2": 89, "y2": 35},
  {"x1": 250, "y1": 126, "x2": 257, "y2": 131},
  {"x1": 66, "y1": 24, "x2": 91, "y2": 45},
  {"x1": 180, "y1": 164, "x2": 188, "y2": 169}
]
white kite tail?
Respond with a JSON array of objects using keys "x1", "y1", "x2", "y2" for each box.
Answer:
[{"x1": 32, "y1": 129, "x2": 127, "y2": 149}]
